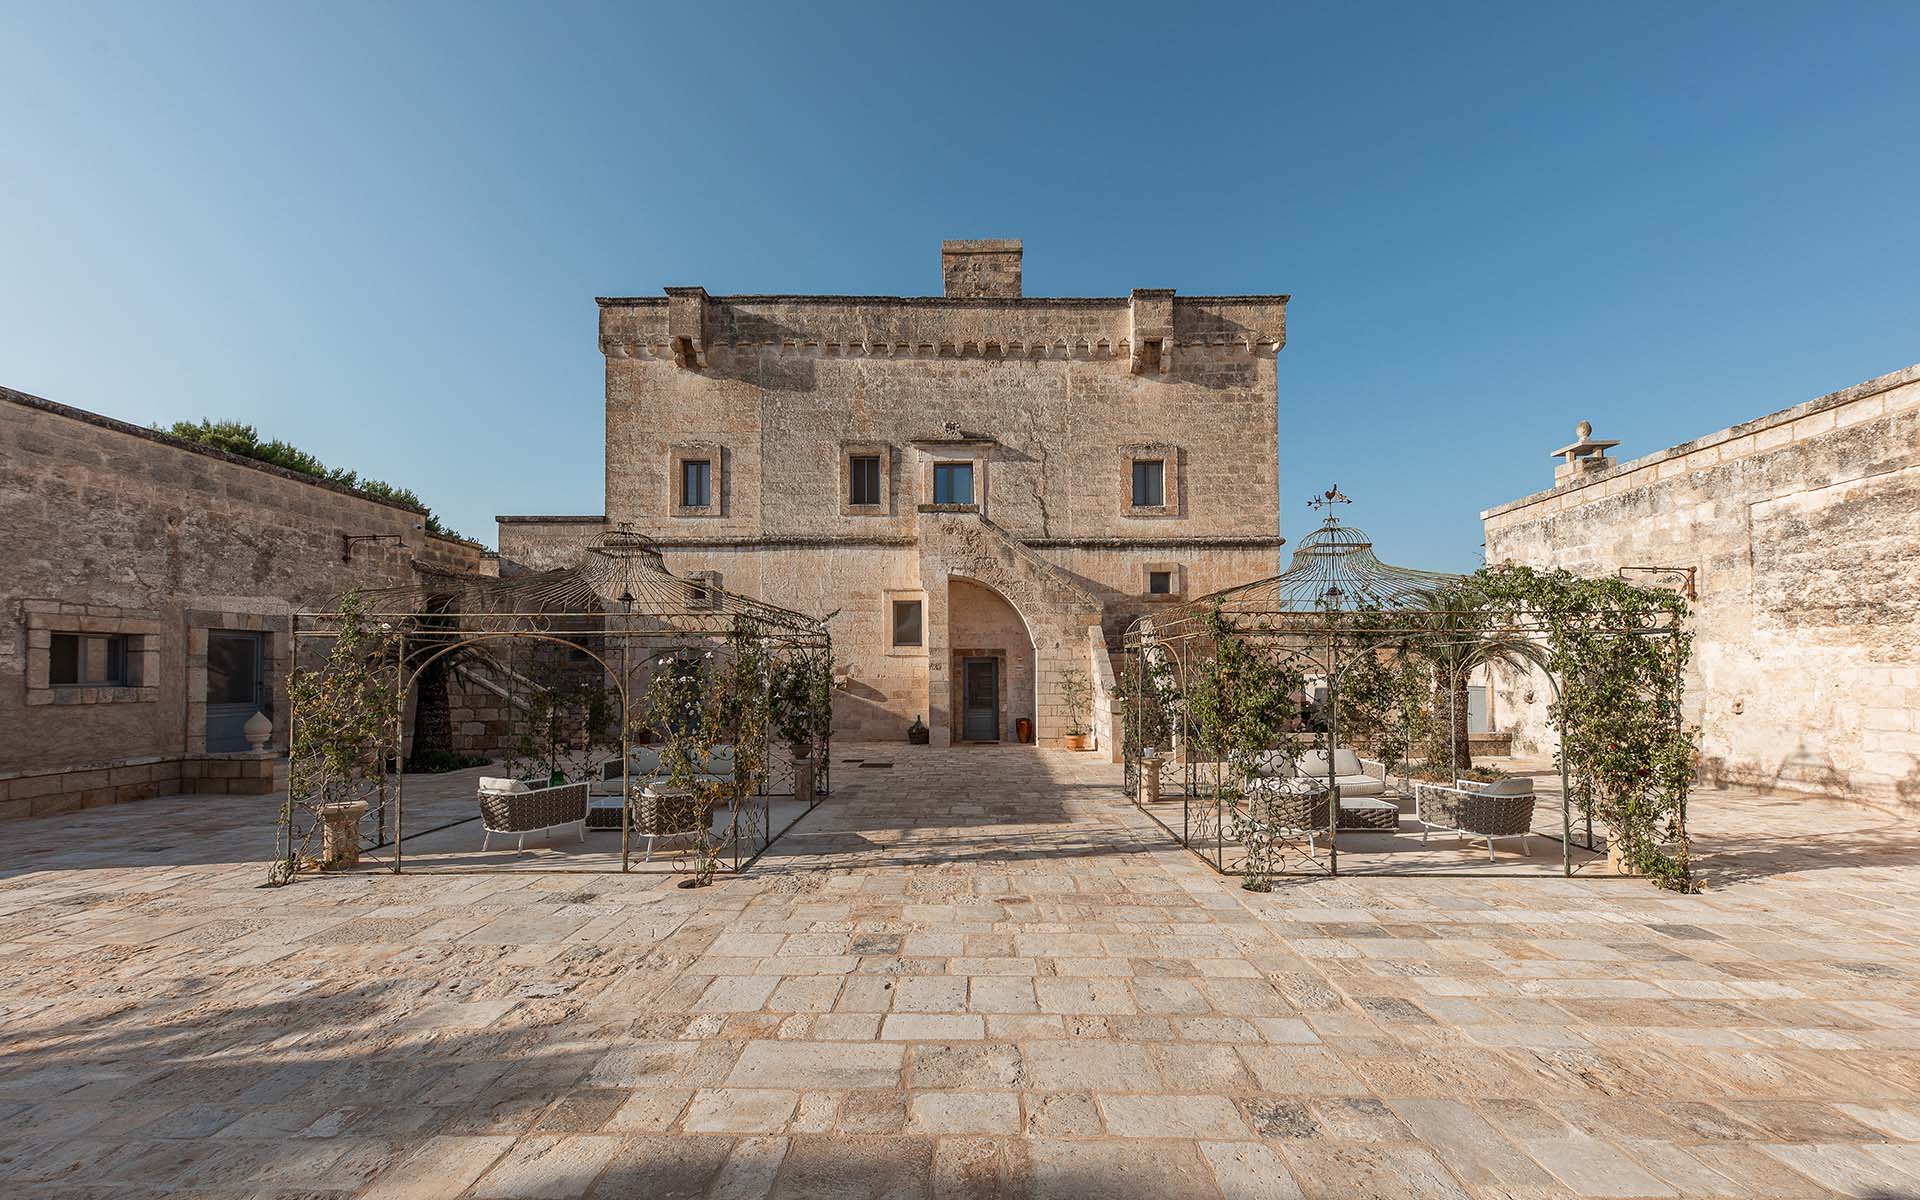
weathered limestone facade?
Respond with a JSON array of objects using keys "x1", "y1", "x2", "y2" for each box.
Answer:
[
  {"x1": 0, "y1": 388, "x2": 492, "y2": 820},
  {"x1": 1483, "y1": 363, "x2": 1920, "y2": 807},
  {"x1": 504, "y1": 240, "x2": 1288, "y2": 746}
]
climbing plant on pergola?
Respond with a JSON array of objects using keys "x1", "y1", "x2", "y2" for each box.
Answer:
[
  {"x1": 1121, "y1": 492, "x2": 1695, "y2": 888},
  {"x1": 273, "y1": 525, "x2": 834, "y2": 881}
]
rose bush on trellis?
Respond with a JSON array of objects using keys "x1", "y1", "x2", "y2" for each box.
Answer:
[
  {"x1": 271, "y1": 593, "x2": 398, "y2": 885},
  {"x1": 1183, "y1": 608, "x2": 1309, "y2": 890},
  {"x1": 1471, "y1": 566, "x2": 1696, "y2": 890}
]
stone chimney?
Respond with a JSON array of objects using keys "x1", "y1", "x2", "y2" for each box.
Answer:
[
  {"x1": 1552, "y1": 419, "x2": 1621, "y2": 486},
  {"x1": 941, "y1": 239, "x2": 1022, "y2": 298}
]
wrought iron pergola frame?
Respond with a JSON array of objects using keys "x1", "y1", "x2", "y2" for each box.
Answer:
[
  {"x1": 1121, "y1": 493, "x2": 1687, "y2": 879},
  {"x1": 280, "y1": 525, "x2": 834, "y2": 878}
]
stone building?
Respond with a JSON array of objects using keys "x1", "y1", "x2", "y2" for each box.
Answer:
[
  {"x1": 1482, "y1": 362, "x2": 1920, "y2": 807},
  {"x1": 501, "y1": 240, "x2": 1290, "y2": 746},
  {"x1": 0, "y1": 387, "x2": 492, "y2": 820}
]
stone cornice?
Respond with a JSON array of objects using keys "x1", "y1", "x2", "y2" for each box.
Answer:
[
  {"x1": 598, "y1": 292, "x2": 1288, "y2": 362},
  {"x1": 1, "y1": 385, "x2": 431, "y2": 518},
  {"x1": 1481, "y1": 361, "x2": 1920, "y2": 522}
]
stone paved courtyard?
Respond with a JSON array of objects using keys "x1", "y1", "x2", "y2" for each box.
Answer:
[{"x1": 3, "y1": 746, "x2": 1920, "y2": 1198}]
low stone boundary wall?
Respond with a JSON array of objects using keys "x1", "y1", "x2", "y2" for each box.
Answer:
[{"x1": 0, "y1": 751, "x2": 279, "y2": 821}]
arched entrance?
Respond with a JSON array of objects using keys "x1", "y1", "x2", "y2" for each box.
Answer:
[{"x1": 945, "y1": 576, "x2": 1036, "y2": 744}]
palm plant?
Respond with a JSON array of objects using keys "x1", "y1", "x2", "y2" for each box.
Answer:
[{"x1": 1389, "y1": 581, "x2": 1549, "y2": 774}]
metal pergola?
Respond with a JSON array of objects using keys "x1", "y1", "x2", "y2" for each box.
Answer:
[
  {"x1": 279, "y1": 524, "x2": 833, "y2": 878},
  {"x1": 1121, "y1": 492, "x2": 1686, "y2": 879}
]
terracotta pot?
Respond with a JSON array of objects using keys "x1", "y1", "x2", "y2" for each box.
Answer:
[
  {"x1": 1062, "y1": 734, "x2": 1089, "y2": 752},
  {"x1": 1015, "y1": 718, "x2": 1034, "y2": 744}
]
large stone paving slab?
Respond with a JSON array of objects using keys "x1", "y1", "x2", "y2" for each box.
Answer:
[{"x1": 0, "y1": 743, "x2": 1918, "y2": 1197}]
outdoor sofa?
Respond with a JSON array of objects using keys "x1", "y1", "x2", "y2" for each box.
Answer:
[{"x1": 477, "y1": 777, "x2": 588, "y2": 852}]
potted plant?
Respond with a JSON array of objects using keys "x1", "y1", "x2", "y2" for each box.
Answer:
[{"x1": 1059, "y1": 671, "x2": 1093, "y2": 751}]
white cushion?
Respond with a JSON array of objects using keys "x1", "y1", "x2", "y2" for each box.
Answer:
[
  {"x1": 1335, "y1": 774, "x2": 1385, "y2": 797},
  {"x1": 1477, "y1": 777, "x2": 1534, "y2": 797},
  {"x1": 478, "y1": 777, "x2": 529, "y2": 795},
  {"x1": 1296, "y1": 748, "x2": 1367, "y2": 778}
]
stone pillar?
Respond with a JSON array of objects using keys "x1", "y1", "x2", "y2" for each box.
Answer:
[{"x1": 316, "y1": 800, "x2": 368, "y2": 869}]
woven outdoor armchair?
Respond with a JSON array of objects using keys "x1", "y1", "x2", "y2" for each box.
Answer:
[
  {"x1": 1413, "y1": 777, "x2": 1536, "y2": 861},
  {"x1": 1243, "y1": 780, "x2": 1334, "y2": 847},
  {"x1": 478, "y1": 778, "x2": 589, "y2": 853}
]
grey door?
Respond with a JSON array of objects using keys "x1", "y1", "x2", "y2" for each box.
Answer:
[
  {"x1": 207, "y1": 631, "x2": 266, "y2": 752},
  {"x1": 962, "y1": 658, "x2": 999, "y2": 742}
]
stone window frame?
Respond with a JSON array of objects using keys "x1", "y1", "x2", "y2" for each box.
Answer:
[
  {"x1": 184, "y1": 610, "x2": 289, "y2": 754},
  {"x1": 840, "y1": 442, "x2": 892, "y2": 517},
  {"x1": 687, "y1": 570, "x2": 722, "y2": 610},
  {"x1": 1121, "y1": 443, "x2": 1181, "y2": 519},
  {"x1": 1140, "y1": 561, "x2": 1185, "y2": 602},
  {"x1": 884, "y1": 589, "x2": 928, "y2": 657},
  {"x1": 917, "y1": 453, "x2": 985, "y2": 513},
  {"x1": 669, "y1": 442, "x2": 725, "y2": 518},
  {"x1": 23, "y1": 604, "x2": 161, "y2": 707}
]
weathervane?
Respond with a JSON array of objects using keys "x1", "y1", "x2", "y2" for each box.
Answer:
[{"x1": 1307, "y1": 485, "x2": 1351, "y2": 514}]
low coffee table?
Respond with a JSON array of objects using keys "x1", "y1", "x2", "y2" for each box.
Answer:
[{"x1": 1337, "y1": 796, "x2": 1401, "y2": 832}]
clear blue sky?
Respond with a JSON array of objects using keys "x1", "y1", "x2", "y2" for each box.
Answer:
[{"x1": 4, "y1": 3, "x2": 1916, "y2": 568}]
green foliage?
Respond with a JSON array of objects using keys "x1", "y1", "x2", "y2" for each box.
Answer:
[
  {"x1": 1058, "y1": 670, "x2": 1093, "y2": 738},
  {"x1": 1185, "y1": 606, "x2": 1303, "y2": 779},
  {"x1": 401, "y1": 750, "x2": 490, "y2": 774},
  {"x1": 162, "y1": 418, "x2": 464, "y2": 540},
  {"x1": 1330, "y1": 613, "x2": 1432, "y2": 778},
  {"x1": 1380, "y1": 582, "x2": 1551, "y2": 773},
  {"x1": 1119, "y1": 647, "x2": 1176, "y2": 756},
  {"x1": 1472, "y1": 565, "x2": 1697, "y2": 890},
  {"x1": 643, "y1": 620, "x2": 779, "y2": 885},
  {"x1": 512, "y1": 646, "x2": 617, "y2": 784},
  {"x1": 770, "y1": 650, "x2": 834, "y2": 750},
  {"x1": 274, "y1": 593, "x2": 399, "y2": 884}
]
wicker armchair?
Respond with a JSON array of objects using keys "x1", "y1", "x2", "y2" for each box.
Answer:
[
  {"x1": 1243, "y1": 780, "x2": 1334, "y2": 847},
  {"x1": 478, "y1": 778, "x2": 589, "y2": 853},
  {"x1": 1413, "y1": 777, "x2": 1535, "y2": 861}
]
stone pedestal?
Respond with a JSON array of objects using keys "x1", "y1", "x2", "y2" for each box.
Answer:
[
  {"x1": 791, "y1": 750, "x2": 816, "y2": 806},
  {"x1": 315, "y1": 800, "x2": 368, "y2": 869},
  {"x1": 1138, "y1": 755, "x2": 1167, "y2": 804}
]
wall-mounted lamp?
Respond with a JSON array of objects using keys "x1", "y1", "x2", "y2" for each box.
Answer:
[{"x1": 342, "y1": 533, "x2": 406, "y2": 562}]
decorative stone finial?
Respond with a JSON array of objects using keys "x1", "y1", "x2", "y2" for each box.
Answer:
[{"x1": 1576, "y1": 419, "x2": 1593, "y2": 441}]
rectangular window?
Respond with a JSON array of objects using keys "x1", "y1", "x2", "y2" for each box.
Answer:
[
  {"x1": 933, "y1": 462, "x2": 974, "y2": 506},
  {"x1": 681, "y1": 459, "x2": 712, "y2": 508},
  {"x1": 1148, "y1": 570, "x2": 1172, "y2": 595},
  {"x1": 50, "y1": 633, "x2": 138, "y2": 686},
  {"x1": 849, "y1": 455, "x2": 881, "y2": 506},
  {"x1": 891, "y1": 599, "x2": 924, "y2": 648},
  {"x1": 1132, "y1": 459, "x2": 1165, "y2": 507}
]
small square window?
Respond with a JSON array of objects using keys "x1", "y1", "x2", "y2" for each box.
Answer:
[
  {"x1": 50, "y1": 633, "x2": 139, "y2": 686},
  {"x1": 682, "y1": 459, "x2": 713, "y2": 508},
  {"x1": 933, "y1": 462, "x2": 974, "y2": 506},
  {"x1": 849, "y1": 455, "x2": 882, "y2": 506},
  {"x1": 892, "y1": 599, "x2": 924, "y2": 648},
  {"x1": 1132, "y1": 460, "x2": 1165, "y2": 508},
  {"x1": 1148, "y1": 571, "x2": 1172, "y2": 595}
]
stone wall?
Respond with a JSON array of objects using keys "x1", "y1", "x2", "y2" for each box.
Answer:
[
  {"x1": 576, "y1": 244, "x2": 1288, "y2": 746},
  {"x1": 0, "y1": 387, "x2": 492, "y2": 818},
  {"x1": 1482, "y1": 364, "x2": 1920, "y2": 808}
]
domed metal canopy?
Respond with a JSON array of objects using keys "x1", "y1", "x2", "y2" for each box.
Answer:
[{"x1": 1173, "y1": 486, "x2": 1459, "y2": 618}]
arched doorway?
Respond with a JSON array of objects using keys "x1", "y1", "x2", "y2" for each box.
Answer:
[{"x1": 946, "y1": 576, "x2": 1037, "y2": 744}]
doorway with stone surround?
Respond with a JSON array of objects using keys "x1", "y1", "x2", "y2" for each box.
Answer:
[{"x1": 944, "y1": 577, "x2": 1035, "y2": 745}]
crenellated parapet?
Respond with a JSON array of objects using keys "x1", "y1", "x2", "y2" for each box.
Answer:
[{"x1": 598, "y1": 292, "x2": 1287, "y2": 364}]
